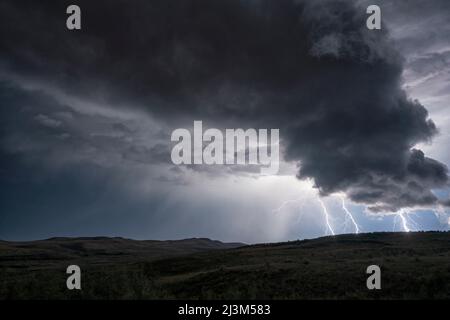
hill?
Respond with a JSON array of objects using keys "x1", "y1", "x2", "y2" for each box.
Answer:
[
  {"x1": 0, "y1": 237, "x2": 245, "y2": 269},
  {"x1": 1, "y1": 232, "x2": 450, "y2": 299}
]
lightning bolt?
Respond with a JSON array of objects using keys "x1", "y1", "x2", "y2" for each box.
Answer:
[
  {"x1": 393, "y1": 209, "x2": 426, "y2": 232},
  {"x1": 405, "y1": 212, "x2": 421, "y2": 230},
  {"x1": 272, "y1": 198, "x2": 306, "y2": 224},
  {"x1": 318, "y1": 198, "x2": 335, "y2": 236},
  {"x1": 398, "y1": 211, "x2": 410, "y2": 232},
  {"x1": 272, "y1": 199, "x2": 301, "y2": 214},
  {"x1": 340, "y1": 195, "x2": 360, "y2": 234}
]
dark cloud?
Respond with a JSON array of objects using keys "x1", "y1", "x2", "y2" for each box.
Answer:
[
  {"x1": 0, "y1": 82, "x2": 169, "y2": 168},
  {"x1": 1, "y1": 0, "x2": 449, "y2": 213}
]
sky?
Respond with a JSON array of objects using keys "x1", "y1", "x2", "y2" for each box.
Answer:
[{"x1": 1, "y1": 0, "x2": 450, "y2": 243}]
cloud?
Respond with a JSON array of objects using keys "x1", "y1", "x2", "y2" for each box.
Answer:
[
  {"x1": 0, "y1": 81, "x2": 170, "y2": 171},
  {"x1": 34, "y1": 114, "x2": 63, "y2": 128},
  {"x1": 0, "y1": 0, "x2": 449, "y2": 214}
]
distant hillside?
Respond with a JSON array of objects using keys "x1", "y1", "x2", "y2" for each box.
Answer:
[
  {"x1": 0, "y1": 237, "x2": 245, "y2": 269},
  {"x1": 1, "y1": 232, "x2": 450, "y2": 299}
]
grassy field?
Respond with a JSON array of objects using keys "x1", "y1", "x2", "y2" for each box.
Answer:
[{"x1": 1, "y1": 232, "x2": 450, "y2": 299}]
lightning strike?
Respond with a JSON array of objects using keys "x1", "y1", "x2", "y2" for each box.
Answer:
[
  {"x1": 339, "y1": 195, "x2": 360, "y2": 234},
  {"x1": 398, "y1": 211, "x2": 410, "y2": 232},
  {"x1": 318, "y1": 198, "x2": 335, "y2": 236}
]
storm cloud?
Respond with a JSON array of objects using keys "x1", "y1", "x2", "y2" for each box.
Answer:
[{"x1": 0, "y1": 0, "x2": 448, "y2": 216}]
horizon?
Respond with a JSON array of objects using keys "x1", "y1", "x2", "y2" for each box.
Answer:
[{"x1": 2, "y1": 230, "x2": 449, "y2": 245}]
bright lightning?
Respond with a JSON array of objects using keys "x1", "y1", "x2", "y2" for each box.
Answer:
[
  {"x1": 318, "y1": 198, "x2": 335, "y2": 236},
  {"x1": 398, "y1": 211, "x2": 410, "y2": 232},
  {"x1": 340, "y1": 195, "x2": 360, "y2": 234},
  {"x1": 394, "y1": 209, "x2": 424, "y2": 232}
]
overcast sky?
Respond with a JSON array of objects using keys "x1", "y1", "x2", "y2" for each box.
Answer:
[{"x1": 1, "y1": 0, "x2": 449, "y2": 243}]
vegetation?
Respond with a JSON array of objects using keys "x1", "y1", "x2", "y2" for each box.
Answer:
[{"x1": 1, "y1": 232, "x2": 450, "y2": 299}]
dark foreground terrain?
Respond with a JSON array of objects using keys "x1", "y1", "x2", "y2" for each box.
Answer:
[{"x1": 1, "y1": 232, "x2": 450, "y2": 299}]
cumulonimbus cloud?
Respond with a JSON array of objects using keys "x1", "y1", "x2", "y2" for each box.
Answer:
[{"x1": 1, "y1": 0, "x2": 448, "y2": 212}]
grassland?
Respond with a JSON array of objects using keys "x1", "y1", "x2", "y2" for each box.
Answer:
[{"x1": 1, "y1": 232, "x2": 450, "y2": 299}]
